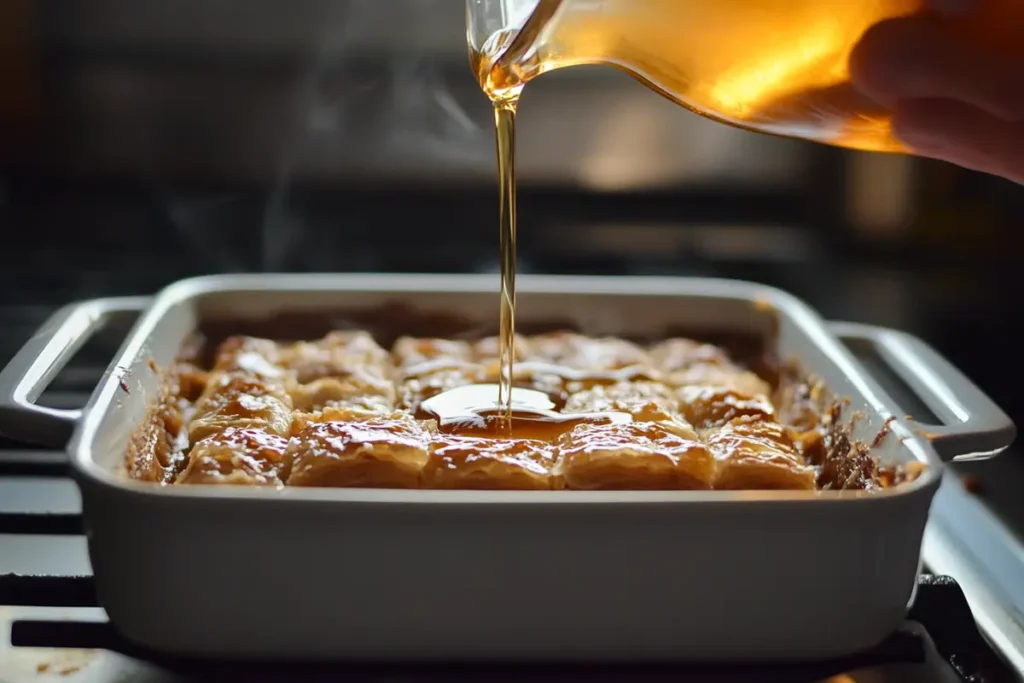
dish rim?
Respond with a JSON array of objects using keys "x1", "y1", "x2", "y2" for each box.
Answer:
[{"x1": 69, "y1": 273, "x2": 941, "y2": 504}]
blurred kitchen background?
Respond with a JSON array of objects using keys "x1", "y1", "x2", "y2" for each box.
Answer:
[{"x1": 2, "y1": 0, "x2": 1024, "y2": 522}]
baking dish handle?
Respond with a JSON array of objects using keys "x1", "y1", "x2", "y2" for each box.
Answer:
[
  {"x1": 830, "y1": 322, "x2": 1015, "y2": 462},
  {"x1": 0, "y1": 297, "x2": 151, "y2": 448}
]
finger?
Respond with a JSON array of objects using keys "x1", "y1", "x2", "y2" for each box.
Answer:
[
  {"x1": 892, "y1": 98, "x2": 1024, "y2": 184},
  {"x1": 849, "y1": 17, "x2": 1024, "y2": 121}
]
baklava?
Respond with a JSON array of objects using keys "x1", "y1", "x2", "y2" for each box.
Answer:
[{"x1": 127, "y1": 328, "x2": 913, "y2": 491}]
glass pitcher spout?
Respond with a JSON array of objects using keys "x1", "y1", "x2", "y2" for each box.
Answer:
[{"x1": 466, "y1": 0, "x2": 543, "y2": 54}]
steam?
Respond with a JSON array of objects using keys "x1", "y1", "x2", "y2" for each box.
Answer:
[
  {"x1": 380, "y1": 55, "x2": 484, "y2": 163},
  {"x1": 259, "y1": 0, "x2": 485, "y2": 270},
  {"x1": 153, "y1": 0, "x2": 486, "y2": 273}
]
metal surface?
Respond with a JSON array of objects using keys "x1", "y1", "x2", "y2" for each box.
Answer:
[
  {"x1": 0, "y1": 610, "x2": 990, "y2": 682},
  {"x1": 924, "y1": 477, "x2": 1024, "y2": 677}
]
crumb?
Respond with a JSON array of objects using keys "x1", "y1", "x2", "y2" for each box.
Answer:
[
  {"x1": 147, "y1": 356, "x2": 159, "y2": 373},
  {"x1": 872, "y1": 416, "x2": 897, "y2": 448},
  {"x1": 118, "y1": 379, "x2": 130, "y2": 394},
  {"x1": 36, "y1": 663, "x2": 50, "y2": 673}
]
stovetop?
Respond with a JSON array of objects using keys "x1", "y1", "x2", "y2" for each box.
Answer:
[
  {"x1": 0, "y1": 581, "x2": 1009, "y2": 682},
  {"x1": 3, "y1": 298, "x2": 1024, "y2": 682}
]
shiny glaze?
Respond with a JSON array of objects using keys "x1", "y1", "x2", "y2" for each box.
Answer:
[
  {"x1": 398, "y1": 365, "x2": 487, "y2": 413},
  {"x1": 555, "y1": 421, "x2": 715, "y2": 490},
  {"x1": 287, "y1": 416, "x2": 434, "y2": 488},
  {"x1": 471, "y1": 334, "x2": 531, "y2": 362},
  {"x1": 178, "y1": 427, "x2": 290, "y2": 486},
  {"x1": 705, "y1": 420, "x2": 816, "y2": 490},
  {"x1": 425, "y1": 435, "x2": 558, "y2": 490},
  {"x1": 419, "y1": 383, "x2": 631, "y2": 441},
  {"x1": 292, "y1": 416, "x2": 433, "y2": 454},
  {"x1": 399, "y1": 357, "x2": 484, "y2": 381},
  {"x1": 563, "y1": 381, "x2": 681, "y2": 423},
  {"x1": 677, "y1": 384, "x2": 776, "y2": 429},
  {"x1": 131, "y1": 329, "x2": 910, "y2": 491},
  {"x1": 189, "y1": 372, "x2": 294, "y2": 442},
  {"x1": 491, "y1": 361, "x2": 660, "y2": 387}
]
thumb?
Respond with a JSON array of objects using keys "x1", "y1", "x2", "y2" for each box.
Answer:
[{"x1": 893, "y1": 98, "x2": 1024, "y2": 185}]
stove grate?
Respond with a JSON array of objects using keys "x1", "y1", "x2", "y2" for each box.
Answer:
[{"x1": 0, "y1": 572, "x2": 1000, "y2": 681}]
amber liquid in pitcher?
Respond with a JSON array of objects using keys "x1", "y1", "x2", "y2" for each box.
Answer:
[
  {"x1": 472, "y1": 0, "x2": 1022, "y2": 421},
  {"x1": 475, "y1": 0, "x2": 1023, "y2": 152}
]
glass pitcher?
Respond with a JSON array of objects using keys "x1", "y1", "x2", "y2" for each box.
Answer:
[{"x1": 466, "y1": 0, "x2": 1021, "y2": 152}]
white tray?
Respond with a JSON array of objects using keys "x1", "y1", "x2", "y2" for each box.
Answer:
[{"x1": 0, "y1": 274, "x2": 1014, "y2": 661}]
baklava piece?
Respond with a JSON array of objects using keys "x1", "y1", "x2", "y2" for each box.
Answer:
[
  {"x1": 676, "y1": 384, "x2": 777, "y2": 430},
  {"x1": 287, "y1": 413, "x2": 434, "y2": 488},
  {"x1": 279, "y1": 330, "x2": 391, "y2": 384},
  {"x1": 662, "y1": 348, "x2": 777, "y2": 429},
  {"x1": 280, "y1": 331, "x2": 396, "y2": 413},
  {"x1": 563, "y1": 381, "x2": 681, "y2": 424},
  {"x1": 649, "y1": 338, "x2": 734, "y2": 372},
  {"x1": 289, "y1": 369, "x2": 396, "y2": 414},
  {"x1": 398, "y1": 366, "x2": 486, "y2": 413},
  {"x1": 667, "y1": 362, "x2": 772, "y2": 398},
  {"x1": 177, "y1": 427, "x2": 290, "y2": 486},
  {"x1": 474, "y1": 334, "x2": 548, "y2": 393},
  {"x1": 475, "y1": 361, "x2": 567, "y2": 407},
  {"x1": 188, "y1": 372, "x2": 294, "y2": 443},
  {"x1": 393, "y1": 336, "x2": 473, "y2": 370},
  {"x1": 127, "y1": 407, "x2": 184, "y2": 483},
  {"x1": 512, "y1": 332, "x2": 661, "y2": 396},
  {"x1": 128, "y1": 362, "x2": 206, "y2": 483},
  {"x1": 471, "y1": 334, "x2": 533, "y2": 362},
  {"x1": 171, "y1": 361, "x2": 210, "y2": 404},
  {"x1": 211, "y1": 336, "x2": 290, "y2": 380},
  {"x1": 394, "y1": 338, "x2": 487, "y2": 412},
  {"x1": 424, "y1": 436, "x2": 559, "y2": 490},
  {"x1": 705, "y1": 419, "x2": 816, "y2": 490},
  {"x1": 555, "y1": 421, "x2": 715, "y2": 490},
  {"x1": 524, "y1": 332, "x2": 651, "y2": 371}
]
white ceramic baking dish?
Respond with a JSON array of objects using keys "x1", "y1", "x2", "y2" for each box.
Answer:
[{"x1": 0, "y1": 274, "x2": 1014, "y2": 662}]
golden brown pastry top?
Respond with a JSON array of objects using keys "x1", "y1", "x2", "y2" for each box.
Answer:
[{"x1": 128, "y1": 329, "x2": 904, "y2": 492}]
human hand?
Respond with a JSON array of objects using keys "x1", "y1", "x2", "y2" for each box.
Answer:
[{"x1": 849, "y1": 1, "x2": 1024, "y2": 184}]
